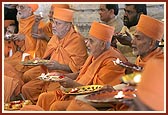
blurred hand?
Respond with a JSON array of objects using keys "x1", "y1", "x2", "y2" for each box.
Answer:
[
  {"x1": 100, "y1": 85, "x2": 115, "y2": 92},
  {"x1": 32, "y1": 28, "x2": 47, "y2": 40},
  {"x1": 34, "y1": 15, "x2": 43, "y2": 23},
  {"x1": 57, "y1": 76, "x2": 75, "y2": 88},
  {"x1": 13, "y1": 33, "x2": 25, "y2": 41},
  {"x1": 122, "y1": 85, "x2": 135, "y2": 91},
  {"x1": 44, "y1": 60, "x2": 60, "y2": 70},
  {"x1": 47, "y1": 72, "x2": 64, "y2": 77},
  {"x1": 114, "y1": 31, "x2": 132, "y2": 47}
]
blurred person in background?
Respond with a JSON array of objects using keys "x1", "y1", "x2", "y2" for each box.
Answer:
[
  {"x1": 98, "y1": 4, "x2": 123, "y2": 48},
  {"x1": 114, "y1": 4, "x2": 147, "y2": 63}
]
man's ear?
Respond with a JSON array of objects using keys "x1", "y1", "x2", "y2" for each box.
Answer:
[
  {"x1": 109, "y1": 9, "x2": 114, "y2": 14},
  {"x1": 28, "y1": 8, "x2": 33, "y2": 14},
  {"x1": 100, "y1": 41, "x2": 106, "y2": 50},
  {"x1": 65, "y1": 23, "x2": 71, "y2": 31},
  {"x1": 149, "y1": 39, "x2": 156, "y2": 49}
]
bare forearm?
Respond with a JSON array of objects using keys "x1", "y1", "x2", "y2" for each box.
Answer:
[
  {"x1": 64, "y1": 72, "x2": 79, "y2": 80},
  {"x1": 57, "y1": 64, "x2": 72, "y2": 73},
  {"x1": 72, "y1": 81, "x2": 83, "y2": 88},
  {"x1": 43, "y1": 34, "x2": 50, "y2": 42},
  {"x1": 31, "y1": 22, "x2": 39, "y2": 34}
]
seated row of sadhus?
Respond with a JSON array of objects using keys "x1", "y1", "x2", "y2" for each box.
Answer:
[{"x1": 4, "y1": 4, "x2": 164, "y2": 111}]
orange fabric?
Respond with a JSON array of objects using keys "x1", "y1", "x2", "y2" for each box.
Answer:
[
  {"x1": 4, "y1": 15, "x2": 47, "y2": 75},
  {"x1": 23, "y1": 26, "x2": 87, "y2": 81},
  {"x1": 18, "y1": 15, "x2": 47, "y2": 58},
  {"x1": 135, "y1": 48, "x2": 164, "y2": 67},
  {"x1": 76, "y1": 47, "x2": 127, "y2": 86},
  {"x1": 4, "y1": 15, "x2": 48, "y2": 103},
  {"x1": 53, "y1": 7, "x2": 73, "y2": 22},
  {"x1": 22, "y1": 66, "x2": 42, "y2": 83},
  {"x1": 22, "y1": 27, "x2": 87, "y2": 104},
  {"x1": 66, "y1": 99, "x2": 128, "y2": 111},
  {"x1": 20, "y1": 105, "x2": 44, "y2": 111},
  {"x1": 27, "y1": 4, "x2": 38, "y2": 12},
  {"x1": 36, "y1": 90, "x2": 67, "y2": 110},
  {"x1": 50, "y1": 100, "x2": 72, "y2": 111},
  {"x1": 136, "y1": 14, "x2": 164, "y2": 41},
  {"x1": 43, "y1": 26, "x2": 87, "y2": 73},
  {"x1": 52, "y1": 4, "x2": 70, "y2": 9},
  {"x1": 136, "y1": 57, "x2": 164, "y2": 111},
  {"x1": 4, "y1": 20, "x2": 15, "y2": 28},
  {"x1": 36, "y1": 47, "x2": 127, "y2": 110},
  {"x1": 4, "y1": 62, "x2": 24, "y2": 103},
  {"x1": 4, "y1": 40, "x2": 16, "y2": 58},
  {"x1": 43, "y1": 22, "x2": 53, "y2": 39},
  {"x1": 66, "y1": 99, "x2": 98, "y2": 111},
  {"x1": 21, "y1": 78, "x2": 46, "y2": 104},
  {"x1": 4, "y1": 75, "x2": 19, "y2": 103},
  {"x1": 89, "y1": 21, "x2": 115, "y2": 42}
]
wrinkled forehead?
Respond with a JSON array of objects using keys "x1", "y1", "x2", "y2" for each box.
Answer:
[
  {"x1": 53, "y1": 18, "x2": 66, "y2": 24},
  {"x1": 134, "y1": 30, "x2": 152, "y2": 41},
  {"x1": 88, "y1": 35, "x2": 102, "y2": 42}
]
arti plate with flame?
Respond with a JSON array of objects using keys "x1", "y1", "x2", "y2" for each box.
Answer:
[
  {"x1": 21, "y1": 59, "x2": 49, "y2": 66},
  {"x1": 113, "y1": 58, "x2": 143, "y2": 72},
  {"x1": 85, "y1": 90, "x2": 136, "y2": 103},
  {"x1": 4, "y1": 100, "x2": 32, "y2": 111},
  {"x1": 121, "y1": 72, "x2": 142, "y2": 85},
  {"x1": 63, "y1": 85, "x2": 103, "y2": 95},
  {"x1": 38, "y1": 73, "x2": 64, "y2": 82}
]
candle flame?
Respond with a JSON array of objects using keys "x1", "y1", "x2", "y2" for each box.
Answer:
[
  {"x1": 21, "y1": 53, "x2": 30, "y2": 61},
  {"x1": 133, "y1": 74, "x2": 141, "y2": 83},
  {"x1": 114, "y1": 91, "x2": 125, "y2": 98}
]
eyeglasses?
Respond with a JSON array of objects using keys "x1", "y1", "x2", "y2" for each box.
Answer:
[{"x1": 124, "y1": 9, "x2": 136, "y2": 15}]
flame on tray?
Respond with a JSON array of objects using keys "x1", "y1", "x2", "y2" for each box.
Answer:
[
  {"x1": 21, "y1": 53, "x2": 30, "y2": 61},
  {"x1": 114, "y1": 91, "x2": 125, "y2": 99}
]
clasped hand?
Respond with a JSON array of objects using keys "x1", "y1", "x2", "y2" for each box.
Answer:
[
  {"x1": 44, "y1": 60, "x2": 60, "y2": 70},
  {"x1": 113, "y1": 31, "x2": 132, "y2": 47}
]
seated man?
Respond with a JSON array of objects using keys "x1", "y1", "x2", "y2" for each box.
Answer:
[
  {"x1": 132, "y1": 14, "x2": 164, "y2": 67},
  {"x1": 66, "y1": 57, "x2": 164, "y2": 111},
  {"x1": 4, "y1": 24, "x2": 18, "y2": 58},
  {"x1": 4, "y1": 4, "x2": 47, "y2": 81},
  {"x1": 66, "y1": 14, "x2": 164, "y2": 111},
  {"x1": 21, "y1": 7, "x2": 88, "y2": 104},
  {"x1": 36, "y1": 21, "x2": 128, "y2": 111},
  {"x1": 31, "y1": 4, "x2": 70, "y2": 43}
]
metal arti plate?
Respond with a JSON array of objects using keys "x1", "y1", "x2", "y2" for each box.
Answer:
[
  {"x1": 38, "y1": 73, "x2": 64, "y2": 82},
  {"x1": 85, "y1": 90, "x2": 136, "y2": 103},
  {"x1": 113, "y1": 58, "x2": 143, "y2": 72},
  {"x1": 21, "y1": 59, "x2": 49, "y2": 66},
  {"x1": 4, "y1": 100, "x2": 32, "y2": 111},
  {"x1": 63, "y1": 85, "x2": 104, "y2": 95}
]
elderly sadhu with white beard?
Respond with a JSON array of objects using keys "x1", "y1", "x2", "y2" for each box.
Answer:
[{"x1": 4, "y1": 4, "x2": 47, "y2": 102}]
